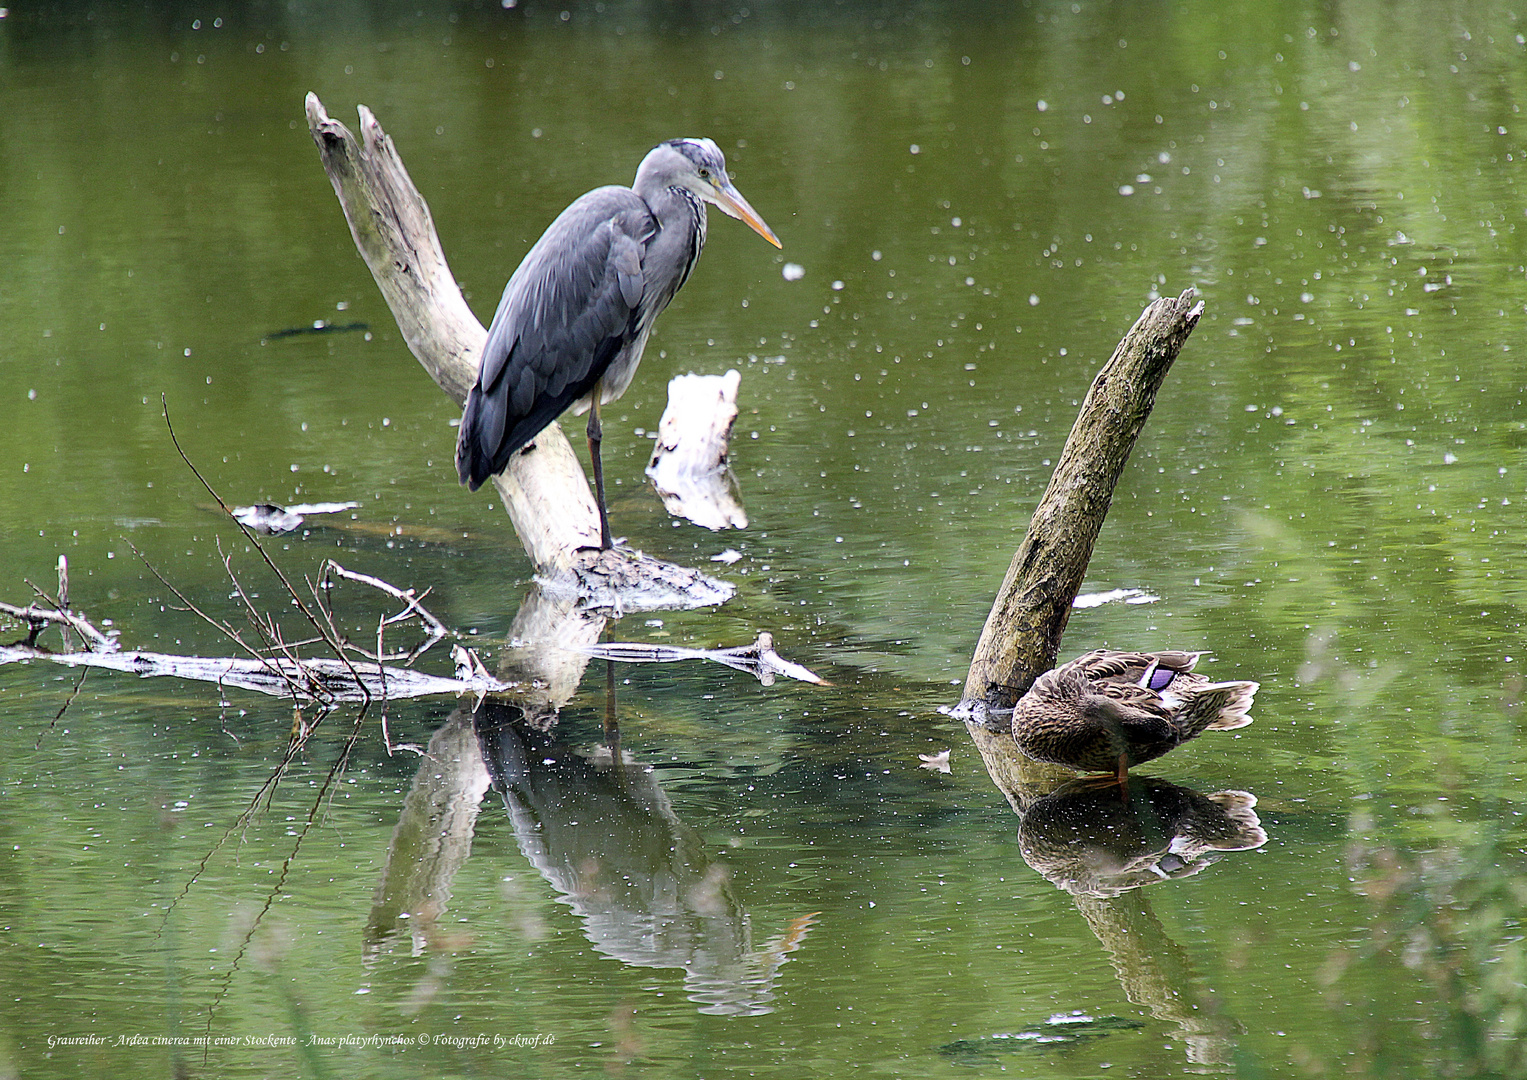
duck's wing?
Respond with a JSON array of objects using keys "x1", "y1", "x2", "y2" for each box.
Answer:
[
  {"x1": 1093, "y1": 680, "x2": 1174, "y2": 718},
  {"x1": 1067, "y1": 649, "x2": 1207, "y2": 689},
  {"x1": 1068, "y1": 650, "x2": 1152, "y2": 681},
  {"x1": 1088, "y1": 681, "x2": 1179, "y2": 743}
]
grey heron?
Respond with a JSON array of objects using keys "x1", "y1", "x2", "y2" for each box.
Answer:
[{"x1": 456, "y1": 138, "x2": 781, "y2": 550}]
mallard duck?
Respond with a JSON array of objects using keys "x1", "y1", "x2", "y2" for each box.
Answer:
[{"x1": 1011, "y1": 649, "x2": 1258, "y2": 782}]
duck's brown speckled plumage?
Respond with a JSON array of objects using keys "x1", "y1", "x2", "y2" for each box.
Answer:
[{"x1": 1011, "y1": 649, "x2": 1259, "y2": 777}]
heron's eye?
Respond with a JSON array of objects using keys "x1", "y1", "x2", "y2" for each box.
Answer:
[{"x1": 697, "y1": 167, "x2": 711, "y2": 180}]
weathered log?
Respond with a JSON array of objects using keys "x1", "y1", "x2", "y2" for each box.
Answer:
[
  {"x1": 305, "y1": 93, "x2": 598, "y2": 569},
  {"x1": 646, "y1": 370, "x2": 748, "y2": 530},
  {"x1": 0, "y1": 641, "x2": 510, "y2": 704},
  {"x1": 0, "y1": 577, "x2": 819, "y2": 709},
  {"x1": 304, "y1": 93, "x2": 733, "y2": 609},
  {"x1": 960, "y1": 289, "x2": 1202, "y2": 716}
]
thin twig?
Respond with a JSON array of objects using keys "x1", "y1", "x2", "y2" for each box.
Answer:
[
  {"x1": 0, "y1": 599, "x2": 114, "y2": 652},
  {"x1": 56, "y1": 556, "x2": 72, "y2": 654},
  {"x1": 318, "y1": 560, "x2": 449, "y2": 664},
  {"x1": 35, "y1": 666, "x2": 90, "y2": 749},
  {"x1": 214, "y1": 537, "x2": 324, "y2": 706},
  {"x1": 161, "y1": 395, "x2": 372, "y2": 703},
  {"x1": 375, "y1": 613, "x2": 391, "y2": 752},
  {"x1": 203, "y1": 708, "x2": 364, "y2": 1049},
  {"x1": 217, "y1": 538, "x2": 287, "y2": 657},
  {"x1": 130, "y1": 541, "x2": 310, "y2": 702}
]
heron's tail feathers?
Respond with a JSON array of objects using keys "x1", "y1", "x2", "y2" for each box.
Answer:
[{"x1": 456, "y1": 386, "x2": 500, "y2": 491}]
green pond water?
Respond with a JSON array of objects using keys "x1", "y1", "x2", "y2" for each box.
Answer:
[{"x1": 3, "y1": 1, "x2": 1527, "y2": 1076}]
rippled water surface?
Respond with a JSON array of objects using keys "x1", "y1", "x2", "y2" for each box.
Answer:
[{"x1": 4, "y1": 2, "x2": 1527, "y2": 1077}]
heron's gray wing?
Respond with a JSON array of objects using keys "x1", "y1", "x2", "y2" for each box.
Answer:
[{"x1": 458, "y1": 187, "x2": 655, "y2": 488}]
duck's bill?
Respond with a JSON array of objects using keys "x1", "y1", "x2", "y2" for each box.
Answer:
[{"x1": 713, "y1": 182, "x2": 782, "y2": 248}]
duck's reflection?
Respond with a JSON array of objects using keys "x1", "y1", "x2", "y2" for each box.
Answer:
[
  {"x1": 1018, "y1": 776, "x2": 1267, "y2": 898},
  {"x1": 474, "y1": 702, "x2": 815, "y2": 1016},
  {"x1": 965, "y1": 721, "x2": 1264, "y2": 1066}
]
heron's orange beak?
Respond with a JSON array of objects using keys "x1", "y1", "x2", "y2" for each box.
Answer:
[{"x1": 712, "y1": 180, "x2": 782, "y2": 248}]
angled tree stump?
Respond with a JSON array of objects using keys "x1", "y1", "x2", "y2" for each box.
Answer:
[
  {"x1": 305, "y1": 94, "x2": 733, "y2": 611},
  {"x1": 960, "y1": 289, "x2": 1203, "y2": 719}
]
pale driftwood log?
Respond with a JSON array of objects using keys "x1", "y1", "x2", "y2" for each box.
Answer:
[
  {"x1": 304, "y1": 93, "x2": 733, "y2": 609},
  {"x1": 959, "y1": 289, "x2": 1202, "y2": 717},
  {"x1": 0, "y1": 641, "x2": 511, "y2": 703},
  {"x1": 304, "y1": 93, "x2": 596, "y2": 569},
  {"x1": 0, "y1": 571, "x2": 816, "y2": 711},
  {"x1": 645, "y1": 370, "x2": 748, "y2": 530}
]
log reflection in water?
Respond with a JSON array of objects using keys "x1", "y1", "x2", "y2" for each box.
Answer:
[
  {"x1": 475, "y1": 702, "x2": 816, "y2": 1015},
  {"x1": 1020, "y1": 776, "x2": 1264, "y2": 1065},
  {"x1": 364, "y1": 705, "x2": 493, "y2": 962},
  {"x1": 966, "y1": 722, "x2": 1264, "y2": 1066}
]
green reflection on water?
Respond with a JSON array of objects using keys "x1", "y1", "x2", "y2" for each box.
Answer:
[{"x1": 2, "y1": 1, "x2": 1527, "y2": 1077}]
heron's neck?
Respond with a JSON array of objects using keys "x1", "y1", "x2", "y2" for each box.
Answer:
[
  {"x1": 653, "y1": 184, "x2": 707, "y2": 246},
  {"x1": 644, "y1": 184, "x2": 707, "y2": 295}
]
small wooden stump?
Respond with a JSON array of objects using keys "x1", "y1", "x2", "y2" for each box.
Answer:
[{"x1": 645, "y1": 370, "x2": 748, "y2": 531}]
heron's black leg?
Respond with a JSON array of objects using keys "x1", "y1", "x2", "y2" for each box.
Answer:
[{"x1": 587, "y1": 397, "x2": 614, "y2": 550}]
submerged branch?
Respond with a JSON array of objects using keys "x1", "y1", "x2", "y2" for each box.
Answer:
[
  {"x1": 0, "y1": 642, "x2": 509, "y2": 704},
  {"x1": 0, "y1": 600, "x2": 116, "y2": 653},
  {"x1": 579, "y1": 632, "x2": 825, "y2": 686},
  {"x1": 318, "y1": 560, "x2": 448, "y2": 664},
  {"x1": 0, "y1": 564, "x2": 818, "y2": 704}
]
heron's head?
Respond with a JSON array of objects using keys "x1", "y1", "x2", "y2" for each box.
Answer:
[{"x1": 641, "y1": 138, "x2": 782, "y2": 248}]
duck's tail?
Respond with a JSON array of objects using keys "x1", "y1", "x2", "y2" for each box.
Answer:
[{"x1": 1178, "y1": 679, "x2": 1260, "y2": 736}]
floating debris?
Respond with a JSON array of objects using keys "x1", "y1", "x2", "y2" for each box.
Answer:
[
  {"x1": 938, "y1": 1012, "x2": 1143, "y2": 1064},
  {"x1": 232, "y1": 500, "x2": 361, "y2": 535},
  {"x1": 578, "y1": 632, "x2": 825, "y2": 686},
  {"x1": 1072, "y1": 587, "x2": 1159, "y2": 609},
  {"x1": 645, "y1": 371, "x2": 748, "y2": 530},
  {"x1": 262, "y1": 320, "x2": 370, "y2": 341},
  {"x1": 918, "y1": 749, "x2": 952, "y2": 773}
]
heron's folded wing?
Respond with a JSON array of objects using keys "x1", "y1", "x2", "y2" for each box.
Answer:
[{"x1": 473, "y1": 189, "x2": 656, "y2": 455}]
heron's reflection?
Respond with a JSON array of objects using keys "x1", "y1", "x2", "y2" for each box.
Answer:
[
  {"x1": 474, "y1": 702, "x2": 815, "y2": 1016},
  {"x1": 1018, "y1": 775, "x2": 1268, "y2": 898}
]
